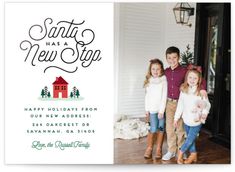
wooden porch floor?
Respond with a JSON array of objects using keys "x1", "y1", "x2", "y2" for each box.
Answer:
[{"x1": 114, "y1": 130, "x2": 230, "y2": 164}]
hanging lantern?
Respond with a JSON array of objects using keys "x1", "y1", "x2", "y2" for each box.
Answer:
[{"x1": 173, "y1": 3, "x2": 194, "y2": 27}]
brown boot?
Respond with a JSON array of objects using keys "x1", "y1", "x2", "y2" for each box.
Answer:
[
  {"x1": 155, "y1": 132, "x2": 164, "y2": 159},
  {"x1": 144, "y1": 133, "x2": 155, "y2": 159},
  {"x1": 177, "y1": 150, "x2": 184, "y2": 164},
  {"x1": 184, "y1": 152, "x2": 197, "y2": 164}
]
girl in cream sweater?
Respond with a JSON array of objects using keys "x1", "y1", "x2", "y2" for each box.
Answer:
[
  {"x1": 144, "y1": 58, "x2": 167, "y2": 159},
  {"x1": 174, "y1": 67, "x2": 211, "y2": 164}
]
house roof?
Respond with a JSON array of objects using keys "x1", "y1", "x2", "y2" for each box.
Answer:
[{"x1": 53, "y1": 76, "x2": 68, "y2": 85}]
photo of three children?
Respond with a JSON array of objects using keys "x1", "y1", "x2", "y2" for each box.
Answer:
[{"x1": 144, "y1": 46, "x2": 210, "y2": 164}]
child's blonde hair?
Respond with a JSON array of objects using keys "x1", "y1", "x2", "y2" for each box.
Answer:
[
  {"x1": 143, "y1": 58, "x2": 164, "y2": 88},
  {"x1": 180, "y1": 69, "x2": 202, "y2": 96}
]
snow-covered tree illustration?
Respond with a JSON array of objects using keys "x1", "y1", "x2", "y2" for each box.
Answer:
[
  {"x1": 73, "y1": 87, "x2": 77, "y2": 98},
  {"x1": 70, "y1": 92, "x2": 74, "y2": 98},
  {"x1": 40, "y1": 86, "x2": 50, "y2": 98},
  {"x1": 76, "y1": 89, "x2": 80, "y2": 98},
  {"x1": 47, "y1": 91, "x2": 51, "y2": 98},
  {"x1": 44, "y1": 86, "x2": 48, "y2": 98},
  {"x1": 41, "y1": 89, "x2": 45, "y2": 98},
  {"x1": 71, "y1": 86, "x2": 80, "y2": 98}
]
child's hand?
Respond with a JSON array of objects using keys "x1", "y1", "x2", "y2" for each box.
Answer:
[
  {"x1": 158, "y1": 113, "x2": 164, "y2": 119},
  {"x1": 145, "y1": 112, "x2": 150, "y2": 122},
  {"x1": 174, "y1": 120, "x2": 178, "y2": 128},
  {"x1": 200, "y1": 90, "x2": 208, "y2": 99}
]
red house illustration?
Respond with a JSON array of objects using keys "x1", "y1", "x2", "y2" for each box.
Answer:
[{"x1": 52, "y1": 76, "x2": 68, "y2": 98}]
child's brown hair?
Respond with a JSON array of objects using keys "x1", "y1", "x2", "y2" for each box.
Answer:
[
  {"x1": 165, "y1": 46, "x2": 180, "y2": 57},
  {"x1": 143, "y1": 58, "x2": 164, "y2": 88}
]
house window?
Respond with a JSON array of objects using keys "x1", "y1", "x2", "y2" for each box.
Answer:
[
  {"x1": 55, "y1": 86, "x2": 59, "y2": 90},
  {"x1": 61, "y1": 86, "x2": 66, "y2": 90}
]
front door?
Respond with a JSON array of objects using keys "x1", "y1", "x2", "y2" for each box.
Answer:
[
  {"x1": 194, "y1": 3, "x2": 231, "y2": 148},
  {"x1": 59, "y1": 92, "x2": 62, "y2": 98}
]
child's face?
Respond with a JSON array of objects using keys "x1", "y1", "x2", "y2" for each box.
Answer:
[
  {"x1": 166, "y1": 53, "x2": 179, "y2": 69},
  {"x1": 187, "y1": 72, "x2": 199, "y2": 87},
  {"x1": 151, "y1": 63, "x2": 162, "y2": 78}
]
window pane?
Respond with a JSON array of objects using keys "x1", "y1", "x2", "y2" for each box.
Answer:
[{"x1": 207, "y1": 16, "x2": 218, "y2": 94}]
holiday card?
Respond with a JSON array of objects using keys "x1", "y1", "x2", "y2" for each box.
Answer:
[
  {"x1": 5, "y1": 2, "x2": 113, "y2": 164},
  {"x1": 5, "y1": 2, "x2": 231, "y2": 165}
]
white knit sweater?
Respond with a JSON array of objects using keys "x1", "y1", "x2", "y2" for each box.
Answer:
[
  {"x1": 174, "y1": 86, "x2": 211, "y2": 126},
  {"x1": 145, "y1": 75, "x2": 167, "y2": 114}
]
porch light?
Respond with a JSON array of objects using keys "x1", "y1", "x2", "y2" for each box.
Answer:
[{"x1": 173, "y1": 3, "x2": 194, "y2": 27}]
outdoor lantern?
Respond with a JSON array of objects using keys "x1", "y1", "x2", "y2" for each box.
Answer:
[{"x1": 173, "y1": 3, "x2": 195, "y2": 27}]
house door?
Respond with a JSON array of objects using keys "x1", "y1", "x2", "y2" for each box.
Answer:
[
  {"x1": 59, "y1": 92, "x2": 62, "y2": 98},
  {"x1": 194, "y1": 3, "x2": 230, "y2": 148}
]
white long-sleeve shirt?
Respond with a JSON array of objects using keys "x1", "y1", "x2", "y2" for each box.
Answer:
[
  {"x1": 174, "y1": 86, "x2": 211, "y2": 126},
  {"x1": 145, "y1": 75, "x2": 167, "y2": 114}
]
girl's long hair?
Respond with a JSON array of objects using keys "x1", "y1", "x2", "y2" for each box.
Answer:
[
  {"x1": 180, "y1": 69, "x2": 202, "y2": 95},
  {"x1": 143, "y1": 58, "x2": 164, "y2": 88}
]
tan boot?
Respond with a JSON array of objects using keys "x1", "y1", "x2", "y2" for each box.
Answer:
[
  {"x1": 177, "y1": 150, "x2": 184, "y2": 164},
  {"x1": 155, "y1": 132, "x2": 164, "y2": 159},
  {"x1": 144, "y1": 133, "x2": 155, "y2": 159},
  {"x1": 184, "y1": 152, "x2": 197, "y2": 164}
]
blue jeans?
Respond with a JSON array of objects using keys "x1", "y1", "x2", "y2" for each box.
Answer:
[
  {"x1": 149, "y1": 113, "x2": 165, "y2": 133},
  {"x1": 180, "y1": 124, "x2": 202, "y2": 153}
]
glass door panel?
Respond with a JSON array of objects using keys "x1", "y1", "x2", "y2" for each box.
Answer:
[{"x1": 207, "y1": 16, "x2": 218, "y2": 94}]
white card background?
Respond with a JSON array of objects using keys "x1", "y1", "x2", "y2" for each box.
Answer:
[{"x1": 5, "y1": 3, "x2": 113, "y2": 164}]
